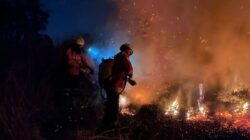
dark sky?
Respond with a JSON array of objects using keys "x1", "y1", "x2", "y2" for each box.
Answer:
[{"x1": 41, "y1": 0, "x2": 118, "y2": 41}]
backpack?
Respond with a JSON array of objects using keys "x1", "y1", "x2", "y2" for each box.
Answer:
[{"x1": 98, "y1": 58, "x2": 114, "y2": 88}]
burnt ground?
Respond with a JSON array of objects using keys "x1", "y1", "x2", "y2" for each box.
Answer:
[{"x1": 39, "y1": 105, "x2": 250, "y2": 140}]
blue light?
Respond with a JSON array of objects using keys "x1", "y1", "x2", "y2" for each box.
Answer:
[
  {"x1": 88, "y1": 47, "x2": 99, "y2": 58},
  {"x1": 88, "y1": 46, "x2": 116, "y2": 64},
  {"x1": 88, "y1": 45, "x2": 137, "y2": 66}
]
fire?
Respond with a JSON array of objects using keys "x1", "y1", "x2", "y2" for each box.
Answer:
[
  {"x1": 232, "y1": 116, "x2": 250, "y2": 130},
  {"x1": 126, "y1": 86, "x2": 154, "y2": 105},
  {"x1": 119, "y1": 85, "x2": 154, "y2": 116},
  {"x1": 213, "y1": 102, "x2": 250, "y2": 130},
  {"x1": 197, "y1": 83, "x2": 208, "y2": 116},
  {"x1": 119, "y1": 95, "x2": 129, "y2": 108},
  {"x1": 215, "y1": 111, "x2": 233, "y2": 120},
  {"x1": 215, "y1": 109, "x2": 250, "y2": 130},
  {"x1": 120, "y1": 107, "x2": 136, "y2": 116},
  {"x1": 233, "y1": 102, "x2": 250, "y2": 116},
  {"x1": 186, "y1": 106, "x2": 209, "y2": 122},
  {"x1": 119, "y1": 95, "x2": 136, "y2": 116},
  {"x1": 164, "y1": 98, "x2": 179, "y2": 116},
  {"x1": 186, "y1": 83, "x2": 209, "y2": 121},
  {"x1": 243, "y1": 102, "x2": 249, "y2": 114},
  {"x1": 118, "y1": 81, "x2": 250, "y2": 132},
  {"x1": 186, "y1": 108, "x2": 194, "y2": 119}
]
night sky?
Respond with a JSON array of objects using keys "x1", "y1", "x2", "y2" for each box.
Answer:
[{"x1": 41, "y1": 0, "x2": 118, "y2": 41}]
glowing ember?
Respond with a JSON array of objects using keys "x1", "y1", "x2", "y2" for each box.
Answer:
[
  {"x1": 120, "y1": 107, "x2": 135, "y2": 116},
  {"x1": 232, "y1": 117, "x2": 250, "y2": 130},
  {"x1": 215, "y1": 111, "x2": 233, "y2": 120},
  {"x1": 214, "y1": 105, "x2": 250, "y2": 131}
]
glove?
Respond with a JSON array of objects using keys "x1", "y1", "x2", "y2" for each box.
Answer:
[{"x1": 80, "y1": 68, "x2": 94, "y2": 75}]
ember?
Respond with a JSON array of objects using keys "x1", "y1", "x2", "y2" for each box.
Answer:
[{"x1": 120, "y1": 107, "x2": 136, "y2": 116}]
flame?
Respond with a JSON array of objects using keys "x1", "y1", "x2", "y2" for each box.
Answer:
[
  {"x1": 233, "y1": 102, "x2": 249, "y2": 116},
  {"x1": 126, "y1": 86, "x2": 154, "y2": 105},
  {"x1": 215, "y1": 111, "x2": 233, "y2": 120},
  {"x1": 119, "y1": 95, "x2": 130, "y2": 108},
  {"x1": 120, "y1": 107, "x2": 136, "y2": 116},
  {"x1": 232, "y1": 116, "x2": 250, "y2": 130},
  {"x1": 164, "y1": 98, "x2": 179, "y2": 116},
  {"x1": 215, "y1": 109, "x2": 250, "y2": 130},
  {"x1": 119, "y1": 95, "x2": 136, "y2": 116},
  {"x1": 186, "y1": 107, "x2": 209, "y2": 122},
  {"x1": 186, "y1": 108, "x2": 194, "y2": 120},
  {"x1": 213, "y1": 102, "x2": 250, "y2": 130},
  {"x1": 186, "y1": 83, "x2": 209, "y2": 121},
  {"x1": 243, "y1": 102, "x2": 249, "y2": 114},
  {"x1": 120, "y1": 81, "x2": 250, "y2": 132}
]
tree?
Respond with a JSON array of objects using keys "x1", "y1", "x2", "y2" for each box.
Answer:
[{"x1": 0, "y1": 0, "x2": 48, "y2": 45}]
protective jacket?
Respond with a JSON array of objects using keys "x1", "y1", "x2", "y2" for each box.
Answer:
[
  {"x1": 111, "y1": 52, "x2": 133, "y2": 93},
  {"x1": 65, "y1": 48, "x2": 94, "y2": 75}
]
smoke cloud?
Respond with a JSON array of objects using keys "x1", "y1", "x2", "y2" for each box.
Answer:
[
  {"x1": 44, "y1": 0, "x2": 250, "y2": 109},
  {"x1": 109, "y1": 0, "x2": 250, "y2": 108}
]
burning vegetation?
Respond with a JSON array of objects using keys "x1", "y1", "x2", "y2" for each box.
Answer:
[
  {"x1": 109, "y1": 0, "x2": 250, "y2": 138},
  {"x1": 118, "y1": 84, "x2": 250, "y2": 132}
]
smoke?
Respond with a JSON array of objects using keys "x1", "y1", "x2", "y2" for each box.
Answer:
[
  {"x1": 109, "y1": 0, "x2": 250, "y2": 107},
  {"x1": 44, "y1": 0, "x2": 250, "y2": 109}
]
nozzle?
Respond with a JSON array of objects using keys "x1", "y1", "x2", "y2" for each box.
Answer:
[{"x1": 128, "y1": 78, "x2": 137, "y2": 86}]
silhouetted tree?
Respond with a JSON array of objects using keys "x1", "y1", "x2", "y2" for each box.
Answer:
[
  {"x1": 0, "y1": 0, "x2": 48, "y2": 46},
  {"x1": 0, "y1": 1, "x2": 54, "y2": 139}
]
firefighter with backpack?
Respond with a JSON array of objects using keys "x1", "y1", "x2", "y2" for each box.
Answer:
[{"x1": 97, "y1": 43, "x2": 136, "y2": 133}]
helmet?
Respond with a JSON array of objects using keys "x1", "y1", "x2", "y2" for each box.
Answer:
[
  {"x1": 120, "y1": 43, "x2": 133, "y2": 52},
  {"x1": 120, "y1": 43, "x2": 133, "y2": 56},
  {"x1": 72, "y1": 36, "x2": 85, "y2": 48}
]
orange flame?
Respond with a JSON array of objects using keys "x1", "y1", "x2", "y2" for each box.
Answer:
[{"x1": 126, "y1": 86, "x2": 154, "y2": 105}]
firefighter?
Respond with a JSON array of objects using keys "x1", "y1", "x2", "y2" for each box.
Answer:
[
  {"x1": 54, "y1": 36, "x2": 95, "y2": 126},
  {"x1": 97, "y1": 43, "x2": 136, "y2": 133},
  {"x1": 64, "y1": 36, "x2": 94, "y2": 89}
]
